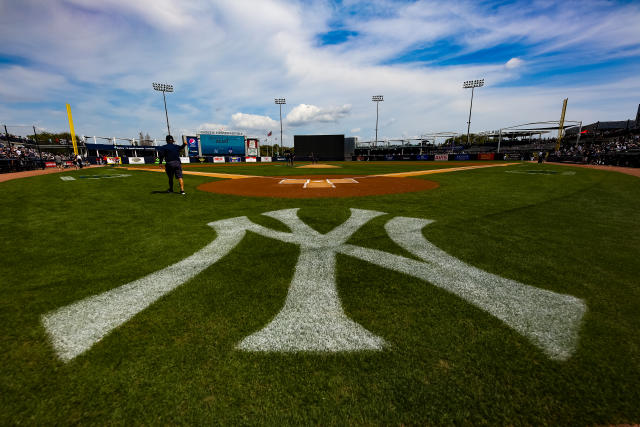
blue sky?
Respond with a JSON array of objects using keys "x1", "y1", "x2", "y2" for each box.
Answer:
[{"x1": 0, "y1": 0, "x2": 639, "y2": 145}]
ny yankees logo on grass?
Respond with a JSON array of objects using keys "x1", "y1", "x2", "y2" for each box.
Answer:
[{"x1": 42, "y1": 209, "x2": 586, "y2": 362}]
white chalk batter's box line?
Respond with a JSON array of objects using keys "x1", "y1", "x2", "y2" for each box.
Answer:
[{"x1": 278, "y1": 178, "x2": 359, "y2": 188}]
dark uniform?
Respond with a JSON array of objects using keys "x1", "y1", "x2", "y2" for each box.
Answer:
[{"x1": 158, "y1": 135, "x2": 187, "y2": 193}]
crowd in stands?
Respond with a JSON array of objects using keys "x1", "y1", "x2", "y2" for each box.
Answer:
[
  {"x1": 0, "y1": 144, "x2": 82, "y2": 173},
  {"x1": 553, "y1": 135, "x2": 640, "y2": 167}
]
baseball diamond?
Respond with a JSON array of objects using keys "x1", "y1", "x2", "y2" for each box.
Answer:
[
  {"x1": 4, "y1": 1, "x2": 640, "y2": 423},
  {"x1": 2, "y1": 159, "x2": 639, "y2": 426}
]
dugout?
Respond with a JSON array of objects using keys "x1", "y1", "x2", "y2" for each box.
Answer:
[{"x1": 294, "y1": 134, "x2": 354, "y2": 161}]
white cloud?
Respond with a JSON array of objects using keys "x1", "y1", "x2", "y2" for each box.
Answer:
[
  {"x1": 0, "y1": 0, "x2": 639, "y2": 142},
  {"x1": 285, "y1": 104, "x2": 352, "y2": 126},
  {"x1": 0, "y1": 66, "x2": 69, "y2": 102},
  {"x1": 230, "y1": 113, "x2": 279, "y2": 131},
  {"x1": 505, "y1": 58, "x2": 524, "y2": 69}
]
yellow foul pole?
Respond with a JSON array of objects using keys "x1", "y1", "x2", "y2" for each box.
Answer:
[
  {"x1": 66, "y1": 103, "x2": 79, "y2": 155},
  {"x1": 555, "y1": 98, "x2": 568, "y2": 152}
]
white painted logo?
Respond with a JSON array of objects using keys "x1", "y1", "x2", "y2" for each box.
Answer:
[{"x1": 42, "y1": 209, "x2": 586, "y2": 362}]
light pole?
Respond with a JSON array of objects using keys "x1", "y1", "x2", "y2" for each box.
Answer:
[
  {"x1": 275, "y1": 98, "x2": 285, "y2": 155},
  {"x1": 463, "y1": 79, "x2": 484, "y2": 146},
  {"x1": 372, "y1": 95, "x2": 383, "y2": 147},
  {"x1": 153, "y1": 82, "x2": 174, "y2": 136}
]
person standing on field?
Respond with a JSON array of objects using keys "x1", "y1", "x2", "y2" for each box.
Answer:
[{"x1": 158, "y1": 135, "x2": 187, "y2": 195}]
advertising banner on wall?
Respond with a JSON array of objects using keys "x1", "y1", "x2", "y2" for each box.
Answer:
[
  {"x1": 416, "y1": 155, "x2": 430, "y2": 161},
  {"x1": 213, "y1": 156, "x2": 225, "y2": 163},
  {"x1": 185, "y1": 136, "x2": 199, "y2": 157},
  {"x1": 246, "y1": 138, "x2": 259, "y2": 157},
  {"x1": 229, "y1": 156, "x2": 242, "y2": 163},
  {"x1": 45, "y1": 161, "x2": 56, "y2": 168},
  {"x1": 434, "y1": 154, "x2": 449, "y2": 161},
  {"x1": 128, "y1": 157, "x2": 145, "y2": 164},
  {"x1": 477, "y1": 153, "x2": 495, "y2": 160},
  {"x1": 261, "y1": 156, "x2": 272, "y2": 162},
  {"x1": 106, "y1": 157, "x2": 121, "y2": 164},
  {"x1": 385, "y1": 155, "x2": 395, "y2": 161},
  {"x1": 179, "y1": 157, "x2": 190, "y2": 164},
  {"x1": 245, "y1": 157, "x2": 257, "y2": 162},
  {"x1": 455, "y1": 154, "x2": 470, "y2": 161}
]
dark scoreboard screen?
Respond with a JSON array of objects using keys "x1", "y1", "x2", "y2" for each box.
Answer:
[{"x1": 294, "y1": 135, "x2": 345, "y2": 160}]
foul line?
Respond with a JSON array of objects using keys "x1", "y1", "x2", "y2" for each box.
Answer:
[
  {"x1": 375, "y1": 162, "x2": 518, "y2": 178},
  {"x1": 118, "y1": 167, "x2": 252, "y2": 179}
]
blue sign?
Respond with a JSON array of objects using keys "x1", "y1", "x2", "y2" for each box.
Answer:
[
  {"x1": 454, "y1": 154, "x2": 470, "y2": 161},
  {"x1": 229, "y1": 156, "x2": 242, "y2": 163},
  {"x1": 416, "y1": 155, "x2": 430, "y2": 161},
  {"x1": 186, "y1": 136, "x2": 199, "y2": 156},
  {"x1": 199, "y1": 134, "x2": 245, "y2": 155},
  {"x1": 385, "y1": 155, "x2": 395, "y2": 161}
]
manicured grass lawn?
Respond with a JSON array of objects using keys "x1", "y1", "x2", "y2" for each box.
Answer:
[{"x1": 1, "y1": 162, "x2": 638, "y2": 424}]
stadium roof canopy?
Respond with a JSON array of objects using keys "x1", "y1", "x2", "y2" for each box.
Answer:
[
  {"x1": 566, "y1": 120, "x2": 638, "y2": 134},
  {"x1": 479, "y1": 129, "x2": 552, "y2": 137},
  {"x1": 478, "y1": 121, "x2": 581, "y2": 139}
]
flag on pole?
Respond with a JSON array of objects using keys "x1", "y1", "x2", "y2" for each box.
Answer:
[{"x1": 267, "y1": 131, "x2": 272, "y2": 137}]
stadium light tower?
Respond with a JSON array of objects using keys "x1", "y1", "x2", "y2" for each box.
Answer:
[
  {"x1": 463, "y1": 79, "x2": 484, "y2": 146},
  {"x1": 153, "y1": 82, "x2": 174, "y2": 136},
  {"x1": 372, "y1": 95, "x2": 383, "y2": 147},
  {"x1": 275, "y1": 98, "x2": 286, "y2": 152}
]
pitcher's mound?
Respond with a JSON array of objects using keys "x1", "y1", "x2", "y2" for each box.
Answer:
[
  {"x1": 295, "y1": 164, "x2": 340, "y2": 169},
  {"x1": 197, "y1": 175, "x2": 438, "y2": 198}
]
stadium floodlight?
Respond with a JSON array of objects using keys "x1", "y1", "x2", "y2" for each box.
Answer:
[
  {"x1": 462, "y1": 79, "x2": 484, "y2": 146},
  {"x1": 275, "y1": 98, "x2": 286, "y2": 152},
  {"x1": 153, "y1": 82, "x2": 174, "y2": 136},
  {"x1": 372, "y1": 95, "x2": 384, "y2": 147}
]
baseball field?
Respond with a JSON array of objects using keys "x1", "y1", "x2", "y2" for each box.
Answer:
[{"x1": 1, "y1": 160, "x2": 639, "y2": 424}]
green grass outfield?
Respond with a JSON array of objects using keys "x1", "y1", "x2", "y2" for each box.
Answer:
[{"x1": 1, "y1": 161, "x2": 639, "y2": 424}]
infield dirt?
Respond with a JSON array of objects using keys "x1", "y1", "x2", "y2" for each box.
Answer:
[{"x1": 197, "y1": 175, "x2": 439, "y2": 198}]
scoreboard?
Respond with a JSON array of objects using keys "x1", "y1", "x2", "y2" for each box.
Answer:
[
  {"x1": 199, "y1": 133, "x2": 246, "y2": 155},
  {"x1": 294, "y1": 135, "x2": 345, "y2": 161}
]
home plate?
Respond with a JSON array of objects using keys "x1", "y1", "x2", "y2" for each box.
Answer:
[{"x1": 306, "y1": 179, "x2": 334, "y2": 188}]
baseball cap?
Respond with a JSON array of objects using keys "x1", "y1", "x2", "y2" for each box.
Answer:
[{"x1": 166, "y1": 135, "x2": 175, "y2": 143}]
